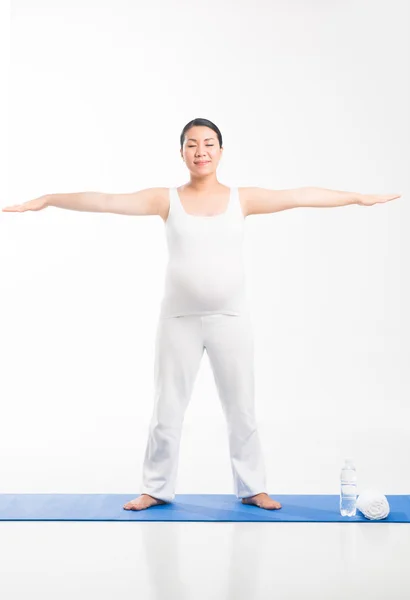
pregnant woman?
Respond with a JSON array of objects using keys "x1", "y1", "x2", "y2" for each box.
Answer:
[{"x1": 3, "y1": 117, "x2": 401, "y2": 511}]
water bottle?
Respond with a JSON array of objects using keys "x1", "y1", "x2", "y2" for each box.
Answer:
[{"x1": 340, "y1": 459, "x2": 357, "y2": 516}]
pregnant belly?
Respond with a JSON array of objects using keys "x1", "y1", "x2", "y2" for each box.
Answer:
[{"x1": 166, "y1": 258, "x2": 245, "y2": 306}]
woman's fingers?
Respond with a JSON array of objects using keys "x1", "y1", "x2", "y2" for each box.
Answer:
[
  {"x1": 358, "y1": 193, "x2": 402, "y2": 206},
  {"x1": 2, "y1": 203, "x2": 26, "y2": 211},
  {"x1": 383, "y1": 194, "x2": 401, "y2": 201},
  {"x1": 2, "y1": 197, "x2": 48, "y2": 212}
]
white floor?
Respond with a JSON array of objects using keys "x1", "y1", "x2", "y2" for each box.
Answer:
[{"x1": 1, "y1": 521, "x2": 409, "y2": 599}]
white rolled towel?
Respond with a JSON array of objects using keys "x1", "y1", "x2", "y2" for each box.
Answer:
[{"x1": 356, "y1": 489, "x2": 390, "y2": 520}]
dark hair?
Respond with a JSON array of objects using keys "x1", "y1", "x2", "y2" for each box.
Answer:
[{"x1": 180, "y1": 118, "x2": 223, "y2": 149}]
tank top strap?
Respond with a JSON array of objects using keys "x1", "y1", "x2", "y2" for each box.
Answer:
[
  {"x1": 167, "y1": 187, "x2": 183, "y2": 220},
  {"x1": 228, "y1": 186, "x2": 244, "y2": 219}
]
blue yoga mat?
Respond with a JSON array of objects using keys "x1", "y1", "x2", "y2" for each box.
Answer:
[{"x1": 1, "y1": 494, "x2": 409, "y2": 522}]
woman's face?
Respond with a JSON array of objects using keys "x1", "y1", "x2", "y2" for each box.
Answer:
[{"x1": 181, "y1": 126, "x2": 223, "y2": 175}]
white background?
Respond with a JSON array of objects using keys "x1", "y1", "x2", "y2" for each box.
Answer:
[{"x1": 1, "y1": 0, "x2": 409, "y2": 497}]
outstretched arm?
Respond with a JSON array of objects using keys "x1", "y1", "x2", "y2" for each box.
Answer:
[
  {"x1": 242, "y1": 187, "x2": 402, "y2": 216},
  {"x1": 2, "y1": 187, "x2": 166, "y2": 215}
]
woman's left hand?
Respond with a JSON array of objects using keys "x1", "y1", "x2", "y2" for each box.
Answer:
[{"x1": 357, "y1": 193, "x2": 402, "y2": 206}]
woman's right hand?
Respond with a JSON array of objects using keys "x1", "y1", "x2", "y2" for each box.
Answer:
[{"x1": 2, "y1": 195, "x2": 49, "y2": 212}]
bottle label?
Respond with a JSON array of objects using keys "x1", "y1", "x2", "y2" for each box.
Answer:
[{"x1": 341, "y1": 484, "x2": 357, "y2": 496}]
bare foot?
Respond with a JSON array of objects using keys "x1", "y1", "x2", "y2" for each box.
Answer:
[
  {"x1": 123, "y1": 494, "x2": 167, "y2": 511},
  {"x1": 242, "y1": 493, "x2": 282, "y2": 510}
]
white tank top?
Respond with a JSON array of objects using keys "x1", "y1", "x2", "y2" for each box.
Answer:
[{"x1": 159, "y1": 186, "x2": 250, "y2": 318}]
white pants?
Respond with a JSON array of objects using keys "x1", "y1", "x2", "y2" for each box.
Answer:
[{"x1": 140, "y1": 313, "x2": 268, "y2": 502}]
